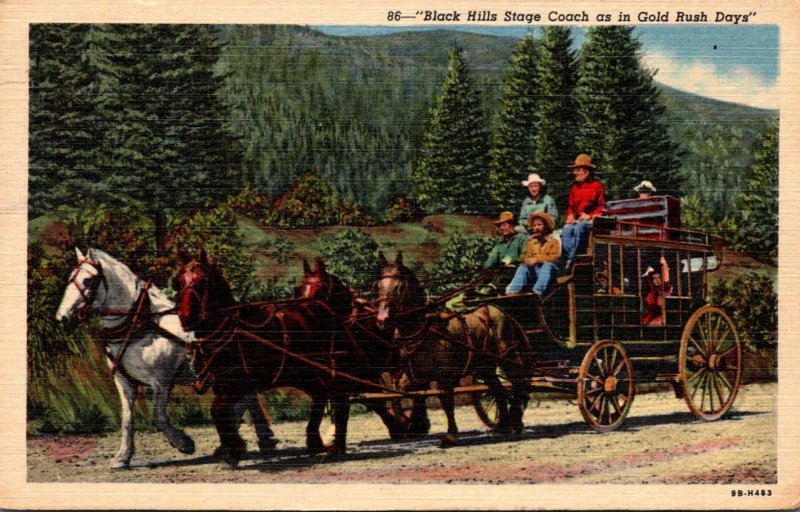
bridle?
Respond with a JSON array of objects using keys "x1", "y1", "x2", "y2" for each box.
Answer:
[
  {"x1": 67, "y1": 257, "x2": 105, "y2": 320},
  {"x1": 300, "y1": 272, "x2": 334, "y2": 302},
  {"x1": 175, "y1": 260, "x2": 211, "y2": 324}
]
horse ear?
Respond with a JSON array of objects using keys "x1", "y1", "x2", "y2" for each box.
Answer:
[
  {"x1": 303, "y1": 259, "x2": 312, "y2": 276},
  {"x1": 75, "y1": 247, "x2": 85, "y2": 261},
  {"x1": 199, "y1": 248, "x2": 209, "y2": 265},
  {"x1": 315, "y1": 257, "x2": 326, "y2": 274},
  {"x1": 378, "y1": 251, "x2": 388, "y2": 268},
  {"x1": 395, "y1": 251, "x2": 404, "y2": 267}
]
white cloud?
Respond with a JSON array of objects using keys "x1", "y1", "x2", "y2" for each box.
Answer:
[{"x1": 641, "y1": 51, "x2": 779, "y2": 110}]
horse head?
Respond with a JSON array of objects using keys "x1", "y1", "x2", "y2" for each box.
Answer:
[
  {"x1": 55, "y1": 247, "x2": 106, "y2": 331},
  {"x1": 175, "y1": 248, "x2": 235, "y2": 331},
  {"x1": 299, "y1": 257, "x2": 354, "y2": 318},
  {"x1": 374, "y1": 251, "x2": 425, "y2": 331}
]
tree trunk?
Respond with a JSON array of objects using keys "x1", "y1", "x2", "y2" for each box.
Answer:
[{"x1": 154, "y1": 208, "x2": 169, "y2": 284}]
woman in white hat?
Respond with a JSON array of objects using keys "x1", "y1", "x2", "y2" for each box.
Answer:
[
  {"x1": 518, "y1": 172, "x2": 558, "y2": 232},
  {"x1": 633, "y1": 180, "x2": 656, "y2": 198}
]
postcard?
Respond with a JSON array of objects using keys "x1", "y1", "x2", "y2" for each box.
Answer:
[{"x1": 1, "y1": 0, "x2": 797, "y2": 509}]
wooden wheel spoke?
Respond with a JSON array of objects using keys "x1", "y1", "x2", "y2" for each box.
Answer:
[
  {"x1": 712, "y1": 372, "x2": 728, "y2": 408},
  {"x1": 713, "y1": 326, "x2": 732, "y2": 353},
  {"x1": 610, "y1": 394, "x2": 623, "y2": 417},
  {"x1": 607, "y1": 348, "x2": 618, "y2": 375},
  {"x1": 711, "y1": 314, "x2": 723, "y2": 351},
  {"x1": 706, "y1": 372, "x2": 716, "y2": 412},
  {"x1": 584, "y1": 386, "x2": 604, "y2": 396},
  {"x1": 689, "y1": 369, "x2": 708, "y2": 400},
  {"x1": 716, "y1": 371, "x2": 734, "y2": 393},
  {"x1": 688, "y1": 335, "x2": 707, "y2": 358},
  {"x1": 717, "y1": 345, "x2": 738, "y2": 361},
  {"x1": 590, "y1": 393, "x2": 605, "y2": 414},
  {"x1": 687, "y1": 367, "x2": 705, "y2": 384}
]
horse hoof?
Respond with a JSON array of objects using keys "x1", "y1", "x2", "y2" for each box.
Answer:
[
  {"x1": 439, "y1": 435, "x2": 458, "y2": 448},
  {"x1": 258, "y1": 437, "x2": 279, "y2": 453},
  {"x1": 110, "y1": 459, "x2": 131, "y2": 470},
  {"x1": 178, "y1": 437, "x2": 196, "y2": 455}
]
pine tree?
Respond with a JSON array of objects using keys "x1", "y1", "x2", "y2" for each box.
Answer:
[
  {"x1": 489, "y1": 34, "x2": 540, "y2": 210},
  {"x1": 731, "y1": 122, "x2": 778, "y2": 258},
  {"x1": 412, "y1": 46, "x2": 491, "y2": 213},
  {"x1": 574, "y1": 26, "x2": 680, "y2": 201},
  {"x1": 29, "y1": 24, "x2": 117, "y2": 216},
  {"x1": 534, "y1": 26, "x2": 579, "y2": 208},
  {"x1": 103, "y1": 25, "x2": 244, "y2": 259}
]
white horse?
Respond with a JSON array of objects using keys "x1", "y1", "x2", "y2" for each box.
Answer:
[{"x1": 55, "y1": 247, "x2": 276, "y2": 469}]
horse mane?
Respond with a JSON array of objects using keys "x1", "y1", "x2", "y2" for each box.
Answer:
[{"x1": 90, "y1": 247, "x2": 175, "y2": 313}]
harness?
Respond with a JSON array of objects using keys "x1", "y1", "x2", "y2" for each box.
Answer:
[{"x1": 69, "y1": 258, "x2": 184, "y2": 384}]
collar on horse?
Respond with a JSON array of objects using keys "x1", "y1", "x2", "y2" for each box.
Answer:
[{"x1": 97, "y1": 279, "x2": 166, "y2": 378}]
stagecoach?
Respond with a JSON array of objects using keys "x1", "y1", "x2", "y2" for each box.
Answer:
[{"x1": 464, "y1": 195, "x2": 742, "y2": 432}]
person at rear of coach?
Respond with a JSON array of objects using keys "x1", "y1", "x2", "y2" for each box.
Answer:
[
  {"x1": 505, "y1": 212, "x2": 560, "y2": 297},
  {"x1": 518, "y1": 172, "x2": 558, "y2": 233},
  {"x1": 633, "y1": 180, "x2": 656, "y2": 199},
  {"x1": 642, "y1": 256, "x2": 672, "y2": 325},
  {"x1": 560, "y1": 154, "x2": 606, "y2": 272}
]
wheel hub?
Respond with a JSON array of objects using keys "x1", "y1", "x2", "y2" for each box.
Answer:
[
  {"x1": 603, "y1": 376, "x2": 618, "y2": 393},
  {"x1": 708, "y1": 353, "x2": 719, "y2": 370}
]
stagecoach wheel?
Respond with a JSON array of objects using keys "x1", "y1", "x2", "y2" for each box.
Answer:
[
  {"x1": 577, "y1": 340, "x2": 635, "y2": 432},
  {"x1": 471, "y1": 369, "x2": 523, "y2": 429},
  {"x1": 679, "y1": 305, "x2": 742, "y2": 421}
]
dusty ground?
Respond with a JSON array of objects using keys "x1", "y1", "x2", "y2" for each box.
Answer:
[{"x1": 27, "y1": 383, "x2": 776, "y2": 484}]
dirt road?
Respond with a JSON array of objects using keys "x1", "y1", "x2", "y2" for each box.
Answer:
[{"x1": 27, "y1": 383, "x2": 776, "y2": 484}]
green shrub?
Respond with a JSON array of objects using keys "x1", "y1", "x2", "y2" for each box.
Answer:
[
  {"x1": 264, "y1": 172, "x2": 373, "y2": 227},
  {"x1": 709, "y1": 272, "x2": 777, "y2": 351},
  {"x1": 169, "y1": 205, "x2": 254, "y2": 297},
  {"x1": 316, "y1": 228, "x2": 380, "y2": 290},
  {"x1": 427, "y1": 232, "x2": 494, "y2": 296}
]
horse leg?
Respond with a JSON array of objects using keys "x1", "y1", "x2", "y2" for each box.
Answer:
[
  {"x1": 439, "y1": 390, "x2": 459, "y2": 448},
  {"x1": 235, "y1": 394, "x2": 278, "y2": 454},
  {"x1": 306, "y1": 392, "x2": 327, "y2": 454},
  {"x1": 151, "y1": 383, "x2": 195, "y2": 455},
  {"x1": 210, "y1": 390, "x2": 247, "y2": 468},
  {"x1": 508, "y1": 375, "x2": 530, "y2": 434},
  {"x1": 408, "y1": 396, "x2": 431, "y2": 435},
  {"x1": 365, "y1": 399, "x2": 402, "y2": 441},
  {"x1": 329, "y1": 391, "x2": 350, "y2": 457},
  {"x1": 110, "y1": 372, "x2": 137, "y2": 469}
]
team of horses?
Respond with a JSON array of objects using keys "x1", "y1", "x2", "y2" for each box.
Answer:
[{"x1": 55, "y1": 247, "x2": 537, "y2": 468}]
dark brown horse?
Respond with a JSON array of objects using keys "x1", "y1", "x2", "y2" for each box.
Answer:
[
  {"x1": 374, "y1": 252, "x2": 534, "y2": 447},
  {"x1": 299, "y1": 257, "x2": 431, "y2": 437},
  {"x1": 175, "y1": 250, "x2": 394, "y2": 466}
]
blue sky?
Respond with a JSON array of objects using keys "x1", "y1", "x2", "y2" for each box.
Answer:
[{"x1": 313, "y1": 25, "x2": 779, "y2": 110}]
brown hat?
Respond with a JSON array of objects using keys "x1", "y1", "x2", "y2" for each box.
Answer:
[
  {"x1": 527, "y1": 211, "x2": 555, "y2": 232},
  {"x1": 492, "y1": 211, "x2": 516, "y2": 225},
  {"x1": 569, "y1": 153, "x2": 596, "y2": 170}
]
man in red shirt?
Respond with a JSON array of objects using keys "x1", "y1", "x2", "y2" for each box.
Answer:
[{"x1": 561, "y1": 154, "x2": 606, "y2": 270}]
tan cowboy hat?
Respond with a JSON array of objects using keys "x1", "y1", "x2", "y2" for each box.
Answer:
[
  {"x1": 521, "y1": 173, "x2": 546, "y2": 187},
  {"x1": 492, "y1": 211, "x2": 516, "y2": 225},
  {"x1": 527, "y1": 211, "x2": 555, "y2": 232},
  {"x1": 633, "y1": 180, "x2": 656, "y2": 193},
  {"x1": 569, "y1": 153, "x2": 596, "y2": 169}
]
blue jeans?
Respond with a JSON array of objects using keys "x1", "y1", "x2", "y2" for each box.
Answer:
[
  {"x1": 561, "y1": 220, "x2": 591, "y2": 260},
  {"x1": 505, "y1": 262, "x2": 559, "y2": 295}
]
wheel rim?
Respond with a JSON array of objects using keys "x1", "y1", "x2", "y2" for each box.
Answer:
[
  {"x1": 679, "y1": 306, "x2": 742, "y2": 421},
  {"x1": 472, "y1": 370, "x2": 521, "y2": 429},
  {"x1": 473, "y1": 387, "x2": 500, "y2": 429},
  {"x1": 577, "y1": 340, "x2": 635, "y2": 432}
]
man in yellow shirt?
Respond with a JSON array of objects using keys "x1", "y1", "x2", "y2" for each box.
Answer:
[{"x1": 505, "y1": 212, "x2": 561, "y2": 296}]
